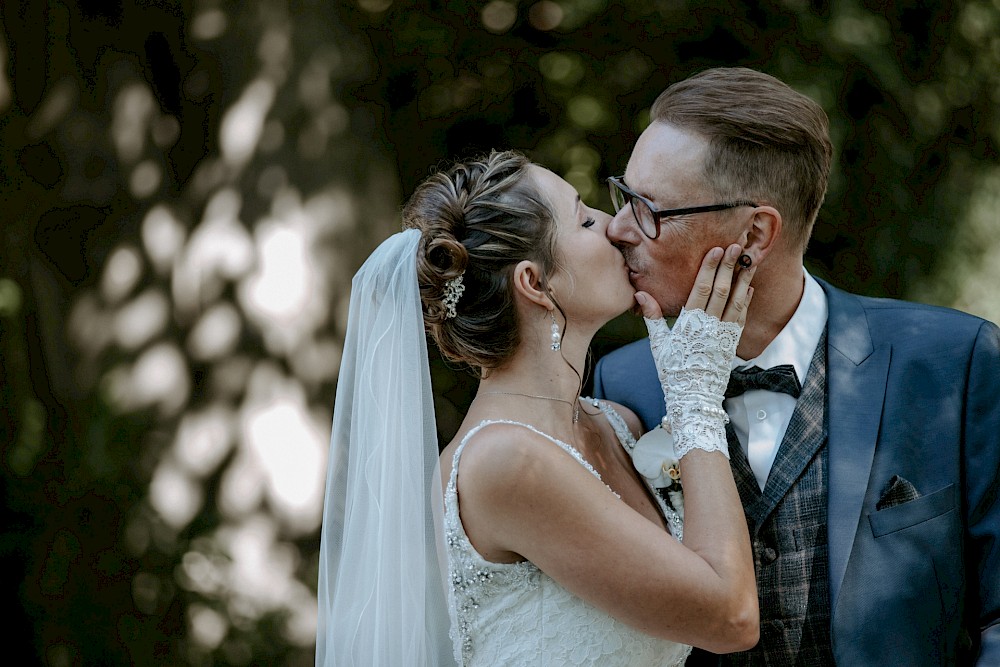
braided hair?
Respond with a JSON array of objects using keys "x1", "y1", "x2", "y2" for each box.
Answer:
[{"x1": 404, "y1": 151, "x2": 562, "y2": 374}]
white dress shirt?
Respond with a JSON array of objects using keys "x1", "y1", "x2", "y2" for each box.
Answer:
[{"x1": 724, "y1": 269, "x2": 828, "y2": 491}]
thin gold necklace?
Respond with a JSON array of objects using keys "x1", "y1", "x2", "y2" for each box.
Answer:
[{"x1": 482, "y1": 391, "x2": 580, "y2": 423}]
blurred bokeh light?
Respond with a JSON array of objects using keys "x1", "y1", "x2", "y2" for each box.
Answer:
[{"x1": 1, "y1": 1, "x2": 998, "y2": 664}]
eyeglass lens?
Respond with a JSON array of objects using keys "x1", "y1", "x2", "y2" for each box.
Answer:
[
  {"x1": 609, "y1": 180, "x2": 656, "y2": 238},
  {"x1": 609, "y1": 182, "x2": 626, "y2": 212}
]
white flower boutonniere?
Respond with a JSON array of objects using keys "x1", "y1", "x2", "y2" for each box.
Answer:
[{"x1": 632, "y1": 424, "x2": 684, "y2": 519}]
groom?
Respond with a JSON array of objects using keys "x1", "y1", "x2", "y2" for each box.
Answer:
[{"x1": 594, "y1": 67, "x2": 1000, "y2": 665}]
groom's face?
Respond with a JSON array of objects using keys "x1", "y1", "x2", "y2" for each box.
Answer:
[{"x1": 608, "y1": 122, "x2": 742, "y2": 317}]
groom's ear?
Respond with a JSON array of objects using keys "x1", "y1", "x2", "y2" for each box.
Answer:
[
  {"x1": 739, "y1": 206, "x2": 782, "y2": 264},
  {"x1": 512, "y1": 260, "x2": 555, "y2": 308}
]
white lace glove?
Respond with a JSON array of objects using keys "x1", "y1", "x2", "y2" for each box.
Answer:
[{"x1": 645, "y1": 307, "x2": 742, "y2": 460}]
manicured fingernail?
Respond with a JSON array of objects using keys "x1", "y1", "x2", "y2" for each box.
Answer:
[
  {"x1": 710, "y1": 247, "x2": 723, "y2": 260},
  {"x1": 727, "y1": 244, "x2": 741, "y2": 258}
]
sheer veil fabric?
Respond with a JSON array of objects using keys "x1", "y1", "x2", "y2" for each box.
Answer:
[{"x1": 316, "y1": 229, "x2": 456, "y2": 666}]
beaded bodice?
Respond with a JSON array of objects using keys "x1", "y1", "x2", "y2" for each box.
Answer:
[{"x1": 442, "y1": 401, "x2": 691, "y2": 667}]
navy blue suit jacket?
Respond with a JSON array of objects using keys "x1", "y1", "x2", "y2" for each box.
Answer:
[{"x1": 593, "y1": 279, "x2": 1000, "y2": 665}]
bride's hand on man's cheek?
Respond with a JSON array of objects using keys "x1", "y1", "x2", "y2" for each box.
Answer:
[
  {"x1": 683, "y1": 244, "x2": 754, "y2": 325},
  {"x1": 634, "y1": 244, "x2": 755, "y2": 325}
]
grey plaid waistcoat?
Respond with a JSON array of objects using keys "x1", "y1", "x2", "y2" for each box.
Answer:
[{"x1": 722, "y1": 330, "x2": 833, "y2": 667}]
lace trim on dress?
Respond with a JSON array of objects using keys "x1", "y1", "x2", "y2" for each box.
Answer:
[{"x1": 594, "y1": 398, "x2": 637, "y2": 452}]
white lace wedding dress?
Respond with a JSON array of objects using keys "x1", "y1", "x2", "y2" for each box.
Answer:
[{"x1": 442, "y1": 400, "x2": 691, "y2": 667}]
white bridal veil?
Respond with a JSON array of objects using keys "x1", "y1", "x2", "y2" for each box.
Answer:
[{"x1": 316, "y1": 229, "x2": 455, "y2": 666}]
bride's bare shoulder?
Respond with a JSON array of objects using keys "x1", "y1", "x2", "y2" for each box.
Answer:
[
  {"x1": 441, "y1": 420, "x2": 582, "y2": 490},
  {"x1": 440, "y1": 421, "x2": 594, "y2": 561},
  {"x1": 447, "y1": 419, "x2": 558, "y2": 462}
]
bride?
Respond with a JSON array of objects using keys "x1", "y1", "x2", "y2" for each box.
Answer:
[{"x1": 316, "y1": 151, "x2": 758, "y2": 666}]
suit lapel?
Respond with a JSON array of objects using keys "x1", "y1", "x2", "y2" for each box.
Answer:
[{"x1": 818, "y1": 279, "x2": 891, "y2": 610}]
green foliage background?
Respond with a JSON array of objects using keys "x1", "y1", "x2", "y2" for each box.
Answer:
[{"x1": 1, "y1": 0, "x2": 998, "y2": 664}]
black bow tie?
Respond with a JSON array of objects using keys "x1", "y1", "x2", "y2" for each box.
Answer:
[{"x1": 725, "y1": 364, "x2": 802, "y2": 399}]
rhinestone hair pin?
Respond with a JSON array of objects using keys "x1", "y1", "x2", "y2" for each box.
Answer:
[{"x1": 443, "y1": 274, "x2": 466, "y2": 319}]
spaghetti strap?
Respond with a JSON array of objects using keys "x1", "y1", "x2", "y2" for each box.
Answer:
[{"x1": 451, "y1": 419, "x2": 618, "y2": 499}]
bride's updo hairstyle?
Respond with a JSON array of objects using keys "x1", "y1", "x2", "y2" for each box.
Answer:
[{"x1": 404, "y1": 150, "x2": 561, "y2": 374}]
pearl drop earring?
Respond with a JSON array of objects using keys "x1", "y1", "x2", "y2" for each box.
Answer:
[{"x1": 550, "y1": 312, "x2": 561, "y2": 351}]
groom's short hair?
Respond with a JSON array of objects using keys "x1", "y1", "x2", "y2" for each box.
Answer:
[{"x1": 650, "y1": 67, "x2": 832, "y2": 251}]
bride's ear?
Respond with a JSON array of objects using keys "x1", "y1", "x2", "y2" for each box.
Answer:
[{"x1": 512, "y1": 260, "x2": 554, "y2": 309}]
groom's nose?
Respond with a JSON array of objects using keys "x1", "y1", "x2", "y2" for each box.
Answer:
[{"x1": 607, "y1": 206, "x2": 641, "y2": 246}]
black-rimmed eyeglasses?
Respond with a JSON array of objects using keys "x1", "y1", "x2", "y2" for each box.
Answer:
[{"x1": 607, "y1": 176, "x2": 758, "y2": 240}]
